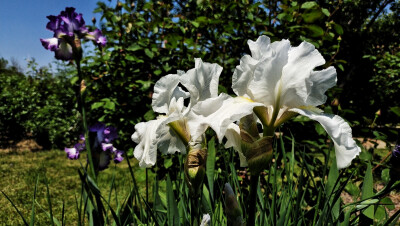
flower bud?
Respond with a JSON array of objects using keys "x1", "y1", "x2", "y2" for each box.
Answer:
[
  {"x1": 239, "y1": 115, "x2": 273, "y2": 174},
  {"x1": 184, "y1": 143, "x2": 207, "y2": 198},
  {"x1": 224, "y1": 183, "x2": 244, "y2": 226}
]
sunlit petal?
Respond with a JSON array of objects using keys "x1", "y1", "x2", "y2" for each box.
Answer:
[
  {"x1": 131, "y1": 117, "x2": 168, "y2": 168},
  {"x1": 187, "y1": 93, "x2": 263, "y2": 143},
  {"x1": 291, "y1": 107, "x2": 361, "y2": 169},
  {"x1": 280, "y1": 42, "x2": 336, "y2": 108},
  {"x1": 180, "y1": 58, "x2": 222, "y2": 107},
  {"x1": 152, "y1": 73, "x2": 189, "y2": 114}
]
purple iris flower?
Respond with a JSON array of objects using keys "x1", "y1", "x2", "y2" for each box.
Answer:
[
  {"x1": 41, "y1": 7, "x2": 106, "y2": 61},
  {"x1": 65, "y1": 122, "x2": 123, "y2": 171}
]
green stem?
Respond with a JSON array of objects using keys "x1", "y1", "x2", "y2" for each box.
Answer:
[
  {"x1": 248, "y1": 173, "x2": 259, "y2": 226},
  {"x1": 191, "y1": 197, "x2": 200, "y2": 225},
  {"x1": 76, "y1": 61, "x2": 97, "y2": 182}
]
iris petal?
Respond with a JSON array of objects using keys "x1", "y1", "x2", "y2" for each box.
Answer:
[
  {"x1": 180, "y1": 58, "x2": 222, "y2": 107},
  {"x1": 291, "y1": 107, "x2": 361, "y2": 169},
  {"x1": 65, "y1": 147, "x2": 79, "y2": 160},
  {"x1": 187, "y1": 93, "x2": 263, "y2": 143},
  {"x1": 132, "y1": 118, "x2": 169, "y2": 168}
]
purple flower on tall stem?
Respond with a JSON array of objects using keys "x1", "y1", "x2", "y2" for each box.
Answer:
[
  {"x1": 65, "y1": 122, "x2": 123, "y2": 171},
  {"x1": 41, "y1": 7, "x2": 106, "y2": 61}
]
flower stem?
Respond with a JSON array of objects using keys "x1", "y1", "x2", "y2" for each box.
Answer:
[
  {"x1": 248, "y1": 173, "x2": 259, "y2": 226},
  {"x1": 76, "y1": 61, "x2": 97, "y2": 182}
]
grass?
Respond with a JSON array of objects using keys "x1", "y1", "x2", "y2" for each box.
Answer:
[{"x1": 0, "y1": 149, "x2": 151, "y2": 225}]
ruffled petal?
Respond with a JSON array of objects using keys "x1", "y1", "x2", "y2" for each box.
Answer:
[
  {"x1": 291, "y1": 107, "x2": 361, "y2": 169},
  {"x1": 232, "y1": 55, "x2": 259, "y2": 98},
  {"x1": 233, "y1": 36, "x2": 291, "y2": 107},
  {"x1": 152, "y1": 73, "x2": 189, "y2": 114},
  {"x1": 40, "y1": 38, "x2": 59, "y2": 51},
  {"x1": 280, "y1": 42, "x2": 336, "y2": 108},
  {"x1": 187, "y1": 93, "x2": 263, "y2": 143},
  {"x1": 224, "y1": 123, "x2": 248, "y2": 167},
  {"x1": 247, "y1": 35, "x2": 272, "y2": 60},
  {"x1": 180, "y1": 58, "x2": 222, "y2": 107},
  {"x1": 131, "y1": 117, "x2": 169, "y2": 168},
  {"x1": 250, "y1": 38, "x2": 291, "y2": 107}
]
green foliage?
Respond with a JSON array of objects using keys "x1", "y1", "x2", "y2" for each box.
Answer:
[{"x1": 0, "y1": 58, "x2": 79, "y2": 149}]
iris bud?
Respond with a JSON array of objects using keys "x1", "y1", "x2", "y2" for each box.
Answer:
[{"x1": 184, "y1": 143, "x2": 207, "y2": 198}]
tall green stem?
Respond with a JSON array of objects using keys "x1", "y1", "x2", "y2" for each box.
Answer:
[
  {"x1": 76, "y1": 61, "x2": 97, "y2": 182},
  {"x1": 248, "y1": 173, "x2": 259, "y2": 226}
]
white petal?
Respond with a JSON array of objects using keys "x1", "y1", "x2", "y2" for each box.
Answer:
[
  {"x1": 234, "y1": 37, "x2": 291, "y2": 106},
  {"x1": 180, "y1": 58, "x2": 222, "y2": 107},
  {"x1": 187, "y1": 93, "x2": 263, "y2": 143},
  {"x1": 232, "y1": 55, "x2": 259, "y2": 98},
  {"x1": 200, "y1": 214, "x2": 211, "y2": 226},
  {"x1": 224, "y1": 124, "x2": 248, "y2": 167},
  {"x1": 157, "y1": 126, "x2": 187, "y2": 155},
  {"x1": 280, "y1": 42, "x2": 336, "y2": 108},
  {"x1": 291, "y1": 108, "x2": 361, "y2": 169},
  {"x1": 131, "y1": 118, "x2": 168, "y2": 168},
  {"x1": 247, "y1": 35, "x2": 271, "y2": 60},
  {"x1": 152, "y1": 73, "x2": 189, "y2": 114}
]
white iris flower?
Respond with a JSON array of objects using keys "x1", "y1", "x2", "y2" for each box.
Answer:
[
  {"x1": 194, "y1": 36, "x2": 360, "y2": 169},
  {"x1": 132, "y1": 59, "x2": 260, "y2": 167}
]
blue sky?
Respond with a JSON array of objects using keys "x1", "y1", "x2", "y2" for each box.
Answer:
[{"x1": 0, "y1": 0, "x2": 111, "y2": 71}]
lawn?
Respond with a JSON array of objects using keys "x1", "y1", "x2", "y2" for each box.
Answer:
[{"x1": 0, "y1": 149, "x2": 151, "y2": 225}]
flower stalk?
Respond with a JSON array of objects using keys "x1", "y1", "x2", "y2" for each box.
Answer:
[{"x1": 76, "y1": 60, "x2": 97, "y2": 182}]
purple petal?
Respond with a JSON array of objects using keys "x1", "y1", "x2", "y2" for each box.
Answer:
[
  {"x1": 65, "y1": 147, "x2": 80, "y2": 160},
  {"x1": 59, "y1": 7, "x2": 87, "y2": 37},
  {"x1": 103, "y1": 126, "x2": 118, "y2": 143},
  {"x1": 46, "y1": 15, "x2": 62, "y2": 31},
  {"x1": 393, "y1": 144, "x2": 400, "y2": 159},
  {"x1": 40, "y1": 38, "x2": 59, "y2": 51},
  {"x1": 101, "y1": 143, "x2": 114, "y2": 152},
  {"x1": 79, "y1": 134, "x2": 85, "y2": 141},
  {"x1": 89, "y1": 122, "x2": 106, "y2": 133},
  {"x1": 54, "y1": 40, "x2": 73, "y2": 61},
  {"x1": 114, "y1": 150, "x2": 124, "y2": 163},
  {"x1": 74, "y1": 142, "x2": 86, "y2": 152},
  {"x1": 98, "y1": 151, "x2": 111, "y2": 171},
  {"x1": 89, "y1": 122, "x2": 106, "y2": 142},
  {"x1": 86, "y1": 29, "x2": 107, "y2": 47}
]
